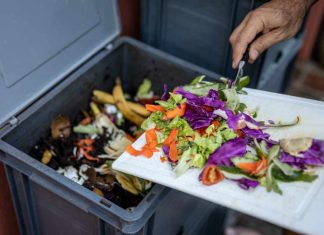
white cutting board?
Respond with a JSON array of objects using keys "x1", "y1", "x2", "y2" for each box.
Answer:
[{"x1": 113, "y1": 89, "x2": 324, "y2": 235}]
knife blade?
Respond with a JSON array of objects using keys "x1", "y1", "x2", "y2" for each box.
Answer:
[{"x1": 233, "y1": 49, "x2": 249, "y2": 87}]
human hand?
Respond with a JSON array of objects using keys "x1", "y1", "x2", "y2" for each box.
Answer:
[{"x1": 230, "y1": 0, "x2": 316, "y2": 68}]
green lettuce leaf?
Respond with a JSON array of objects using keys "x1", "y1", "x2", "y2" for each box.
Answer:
[{"x1": 136, "y1": 79, "x2": 153, "y2": 99}]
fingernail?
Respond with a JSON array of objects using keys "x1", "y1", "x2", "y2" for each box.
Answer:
[
  {"x1": 250, "y1": 49, "x2": 259, "y2": 60},
  {"x1": 232, "y1": 61, "x2": 236, "y2": 68}
]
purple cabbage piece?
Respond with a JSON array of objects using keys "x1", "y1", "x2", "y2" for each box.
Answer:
[
  {"x1": 162, "y1": 145, "x2": 169, "y2": 155},
  {"x1": 175, "y1": 87, "x2": 226, "y2": 129},
  {"x1": 184, "y1": 103, "x2": 216, "y2": 129},
  {"x1": 175, "y1": 87, "x2": 224, "y2": 109},
  {"x1": 226, "y1": 112, "x2": 261, "y2": 131},
  {"x1": 280, "y1": 139, "x2": 324, "y2": 168},
  {"x1": 162, "y1": 145, "x2": 174, "y2": 163},
  {"x1": 207, "y1": 138, "x2": 247, "y2": 167},
  {"x1": 226, "y1": 110, "x2": 240, "y2": 130},
  {"x1": 226, "y1": 111, "x2": 275, "y2": 144},
  {"x1": 241, "y1": 128, "x2": 270, "y2": 140},
  {"x1": 161, "y1": 84, "x2": 169, "y2": 101},
  {"x1": 235, "y1": 178, "x2": 259, "y2": 190}
]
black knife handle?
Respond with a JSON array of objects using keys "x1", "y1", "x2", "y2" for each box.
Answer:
[{"x1": 242, "y1": 32, "x2": 262, "y2": 62}]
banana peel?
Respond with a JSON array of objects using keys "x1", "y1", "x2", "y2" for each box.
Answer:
[
  {"x1": 112, "y1": 79, "x2": 145, "y2": 126},
  {"x1": 130, "y1": 176, "x2": 143, "y2": 192},
  {"x1": 127, "y1": 102, "x2": 150, "y2": 117},
  {"x1": 93, "y1": 90, "x2": 150, "y2": 117},
  {"x1": 115, "y1": 173, "x2": 139, "y2": 195}
]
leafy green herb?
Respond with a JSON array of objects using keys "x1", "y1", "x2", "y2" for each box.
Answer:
[
  {"x1": 236, "y1": 76, "x2": 250, "y2": 91},
  {"x1": 265, "y1": 163, "x2": 282, "y2": 195},
  {"x1": 135, "y1": 79, "x2": 152, "y2": 99},
  {"x1": 272, "y1": 166, "x2": 318, "y2": 182},
  {"x1": 190, "y1": 75, "x2": 206, "y2": 85}
]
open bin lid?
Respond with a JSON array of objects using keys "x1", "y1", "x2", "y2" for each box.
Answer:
[{"x1": 0, "y1": 0, "x2": 120, "y2": 126}]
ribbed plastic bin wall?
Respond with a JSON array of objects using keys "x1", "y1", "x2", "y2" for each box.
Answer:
[
  {"x1": 141, "y1": 0, "x2": 303, "y2": 92},
  {"x1": 0, "y1": 37, "x2": 226, "y2": 235}
]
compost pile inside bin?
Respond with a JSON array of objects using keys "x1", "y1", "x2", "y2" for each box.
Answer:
[{"x1": 30, "y1": 78, "x2": 158, "y2": 209}]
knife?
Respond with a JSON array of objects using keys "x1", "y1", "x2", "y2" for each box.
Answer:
[{"x1": 233, "y1": 46, "x2": 250, "y2": 87}]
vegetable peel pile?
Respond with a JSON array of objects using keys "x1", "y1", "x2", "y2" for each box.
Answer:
[
  {"x1": 31, "y1": 79, "x2": 156, "y2": 209},
  {"x1": 127, "y1": 76, "x2": 324, "y2": 195}
]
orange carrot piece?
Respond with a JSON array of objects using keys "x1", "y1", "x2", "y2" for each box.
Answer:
[
  {"x1": 77, "y1": 138, "x2": 94, "y2": 146},
  {"x1": 212, "y1": 120, "x2": 220, "y2": 128},
  {"x1": 142, "y1": 146, "x2": 154, "y2": 158},
  {"x1": 169, "y1": 141, "x2": 178, "y2": 162},
  {"x1": 251, "y1": 155, "x2": 268, "y2": 175},
  {"x1": 145, "y1": 129, "x2": 158, "y2": 150},
  {"x1": 80, "y1": 117, "x2": 92, "y2": 125},
  {"x1": 236, "y1": 161, "x2": 258, "y2": 173},
  {"x1": 165, "y1": 103, "x2": 186, "y2": 119},
  {"x1": 80, "y1": 149, "x2": 99, "y2": 162},
  {"x1": 126, "y1": 145, "x2": 143, "y2": 156},
  {"x1": 145, "y1": 104, "x2": 165, "y2": 113},
  {"x1": 160, "y1": 156, "x2": 167, "y2": 163},
  {"x1": 163, "y1": 128, "x2": 179, "y2": 146},
  {"x1": 237, "y1": 155, "x2": 268, "y2": 175}
]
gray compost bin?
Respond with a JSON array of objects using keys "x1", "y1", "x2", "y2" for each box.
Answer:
[{"x1": 0, "y1": 1, "x2": 226, "y2": 234}]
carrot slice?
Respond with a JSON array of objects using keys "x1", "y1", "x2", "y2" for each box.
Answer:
[
  {"x1": 77, "y1": 138, "x2": 94, "y2": 146},
  {"x1": 80, "y1": 149, "x2": 98, "y2": 162},
  {"x1": 160, "y1": 156, "x2": 167, "y2": 163},
  {"x1": 145, "y1": 104, "x2": 165, "y2": 113},
  {"x1": 80, "y1": 117, "x2": 92, "y2": 125},
  {"x1": 163, "y1": 128, "x2": 178, "y2": 146},
  {"x1": 142, "y1": 145, "x2": 154, "y2": 158},
  {"x1": 201, "y1": 165, "x2": 224, "y2": 185},
  {"x1": 126, "y1": 129, "x2": 158, "y2": 158},
  {"x1": 237, "y1": 155, "x2": 268, "y2": 175},
  {"x1": 165, "y1": 103, "x2": 186, "y2": 119},
  {"x1": 236, "y1": 161, "x2": 258, "y2": 173},
  {"x1": 169, "y1": 141, "x2": 178, "y2": 162},
  {"x1": 145, "y1": 129, "x2": 158, "y2": 150},
  {"x1": 126, "y1": 145, "x2": 143, "y2": 156},
  {"x1": 251, "y1": 155, "x2": 268, "y2": 175},
  {"x1": 212, "y1": 120, "x2": 220, "y2": 128}
]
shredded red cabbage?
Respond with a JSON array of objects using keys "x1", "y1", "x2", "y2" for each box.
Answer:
[
  {"x1": 280, "y1": 139, "x2": 324, "y2": 168},
  {"x1": 207, "y1": 138, "x2": 247, "y2": 166},
  {"x1": 161, "y1": 84, "x2": 169, "y2": 101},
  {"x1": 235, "y1": 178, "x2": 259, "y2": 190},
  {"x1": 162, "y1": 145, "x2": 174, "y2": 163},
  {"x1": 175, "y1": 87, "x2": 225, "y2": 109},
  {"x1": 184, "y1": 103, "x2": 216, "y2": 129}
]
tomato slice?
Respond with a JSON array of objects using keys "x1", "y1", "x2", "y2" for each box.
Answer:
[{"x1": 201, "y1": 165, "x2": 224, "y2": 185}]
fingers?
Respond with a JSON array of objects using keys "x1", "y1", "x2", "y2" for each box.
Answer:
[
  {"x1": 248, "y1": 29, "x2": 285, "y2": 63},
  {"x1": 231, "y1": 12, "x2": 265, "y2": 68},
  {"x1": 229, "y1": 13, "x2": 252, "y2": 68},
  {"x1": 229, "y1": 12, "x2": 251, "y2": 47}
]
